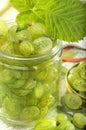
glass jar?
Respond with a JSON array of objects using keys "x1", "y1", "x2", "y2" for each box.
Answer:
[{"x1": 0, "y1": 22, "x2": 62, "y2": 129}]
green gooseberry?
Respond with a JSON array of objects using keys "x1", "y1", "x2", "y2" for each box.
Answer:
[
  {"x1": 8, "y1": 70, "x2": 29, "y2": 88},
  {"x1": 10, "y1": 94, "x2": 27, "y2": 107},
  {"x1": 77, "y1": 61, "x2": 86, "y2": 79},
  {"x1": 7, "y1": 70, "x2": 28, "y2": 88},
  {"x1": 63, "y1": 93, "x2": 82, "y2": 110},
  {"x1": 78, "y1": 61, "x2": 86, "y2": 71},
  {"x1": 19, "y1": 40, "x2": 34, "y2": 56},
  {"x1": 34, "y1": 118, "x2": 56, "y2": 130},
  {"x1": 7, "y1": 25, "x2": 17, "y2": 43},
  {"x1": 34, "y1": 82, "x2": 44, "y2": 99},
  {"x1": 0, "y1": 69, "x2": 25, "y2": 85},
  {"x1": 73, "y1": 79, "x2": 86, "y2": 92},
  {"x1": 13, "y1": 78, "x2": 36, "y2": 96},
  {"x1": 56, "y1": 113, "x2": 68, "y2": 124},
  {"x1": 28, "y1": 22, "x2": 47, "y2": 40},
  {"x1": 80, "y1": 70, "x2": 86, "y2": 80},
  {"x1": 26, "y1": 92, "x2": 38, "y2": 106},
  {"x1": 72, "y1": 113, "x2": 86, "y2": 129},
  {"x1": 18, "y1": 70, "x2": 29, "y2": 81},
  {"x1": 8, "y1": 80, "x2": 26, "y2": 89},
  {"x1": 21, "y1": 106, "x2": 40, "y2": 121},
  {"x1": 0, "y1": 40, "x2": 14, "y2": 54},
  {"x1": 34, "y1": 81, "x2": 50, "y2": 97},
  {"x1": 8, "y1": 25, "x2": 20, "y2": 54},
  {"x1": 16, "y1": 29, "x2": 32, "y2": 43},
  {"x1": 38, "y1": 94, "x2": 55, "y2": 108},
  {"x1": 0, "y1": 69, "x2": 12, "y2": 82},
  {"x1": 56, "y1": 121, "x2": 75, "y2": 130},
  {"x1": 0, "y1": 69, "x2": 15, "y2": 83},
  {"x1": 45, "y1": 66, "x2": 57, "y2": 83},
  {"x1": 10, "y1": 69, "x2": 22, "y2": 79},
  {"x1": 0, "y1": 83, "x2": 12, "y2": 97},
  {"x1": 47, "y1": 81, "x2": 57, "y2": 94},
  {"x1": 35, "y1": 68, "x2": 48, "y2": 81},
  {"x1": 67, "y1": 73, "x2": 80, "y2": 85},
  {"x1": 12, "y1": 87, "x2": 32, "y2": 96},
  {"x1": 24, "y1": 78, "x2": 36, "y2": 90},
  {"x1": 32, "y1": 36, "x2": 52, "y2": 54},
  {"x1": 40, "y1": 106, "x2": 48, "y2": 118},
  {"x1": 41, "y1": 83, "x2": 52, "y2": 95},
  {"x1": 2, "y1": 96, "x2": 21, "y2": 119}
]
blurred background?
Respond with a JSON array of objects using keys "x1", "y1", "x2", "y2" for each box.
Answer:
[{"x1": 0, "y1": 0, "x2": 18, "y2": 20}]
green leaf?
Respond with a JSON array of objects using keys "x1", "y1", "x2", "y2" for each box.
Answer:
[
  {"x1": 10, "y1": 0, "x2": 86, "y2": 42},
  {"x1": 45, "y1": 0, "x2": 86, "y2": 41},
  {"x1": 10, "y1": 0, "x2": 36, "y2": 12},
  {"x1": 16, "y1": 11, "x2": 37, "y2": 25}
]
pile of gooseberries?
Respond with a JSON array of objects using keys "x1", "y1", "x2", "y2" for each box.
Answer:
[
  {"x1": 67, "y1": 61, "x2": 86, "y2": 98},
  {"x1": 0, "y1": 20, "x2": 54, "y2": 56},
  {"x1": 34, "y1": 93, "x2": 86, "y2": 130}
]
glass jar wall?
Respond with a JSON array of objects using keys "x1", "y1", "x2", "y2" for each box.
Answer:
[{"x1": 0, "y1": 21, "x2": 62, "y2": 128}]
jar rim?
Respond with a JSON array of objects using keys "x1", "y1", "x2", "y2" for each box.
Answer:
[{"x1": 0, "y1": 42, "x2": 62, "y2": 68}]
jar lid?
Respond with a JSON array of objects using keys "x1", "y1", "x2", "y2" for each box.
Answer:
[{"x1": 62, "y1": 46, "x2": 86, "y2": 62}]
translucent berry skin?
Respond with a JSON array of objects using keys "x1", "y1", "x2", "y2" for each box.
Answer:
[
  {"x1": 56, "y1": 113, "x2": 68, "y2": 124},
  {"x1": 28, "y1": 23, "x2": 47, "y2": 40},
  {"x1": 2, "y1": 96, "x2": 21, "y2": 120},
  {"x1": 34, "y1": 82, "x2": 44, "y2": 99},
  {"x1": 21, "y1": 106, "x2": 40, "y2": 121},
  {"x1": 73, "y1": 79, "x2": 86, "y2": 92},
  {"x1": 56, "y1": 121, "x2": 75, "y2": 130},
  {"x1": 72, "y1": 113, "x2": 86, "y2": 129},
  {"x1": 34, "y1": 118, "x2": 56, "y2": 130},
  {"x1": 19, "y1": 40, "x2": 34, "y2": 56},
  {"x1": 16, "y1": 30, "x2": 32, "y2": 43},
  {"x1": 63, "y1": 93, "x2": 82, "y2": 110},
  {"x1": 32, "y1": 36, "x2": 52, "y2": 54}
]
